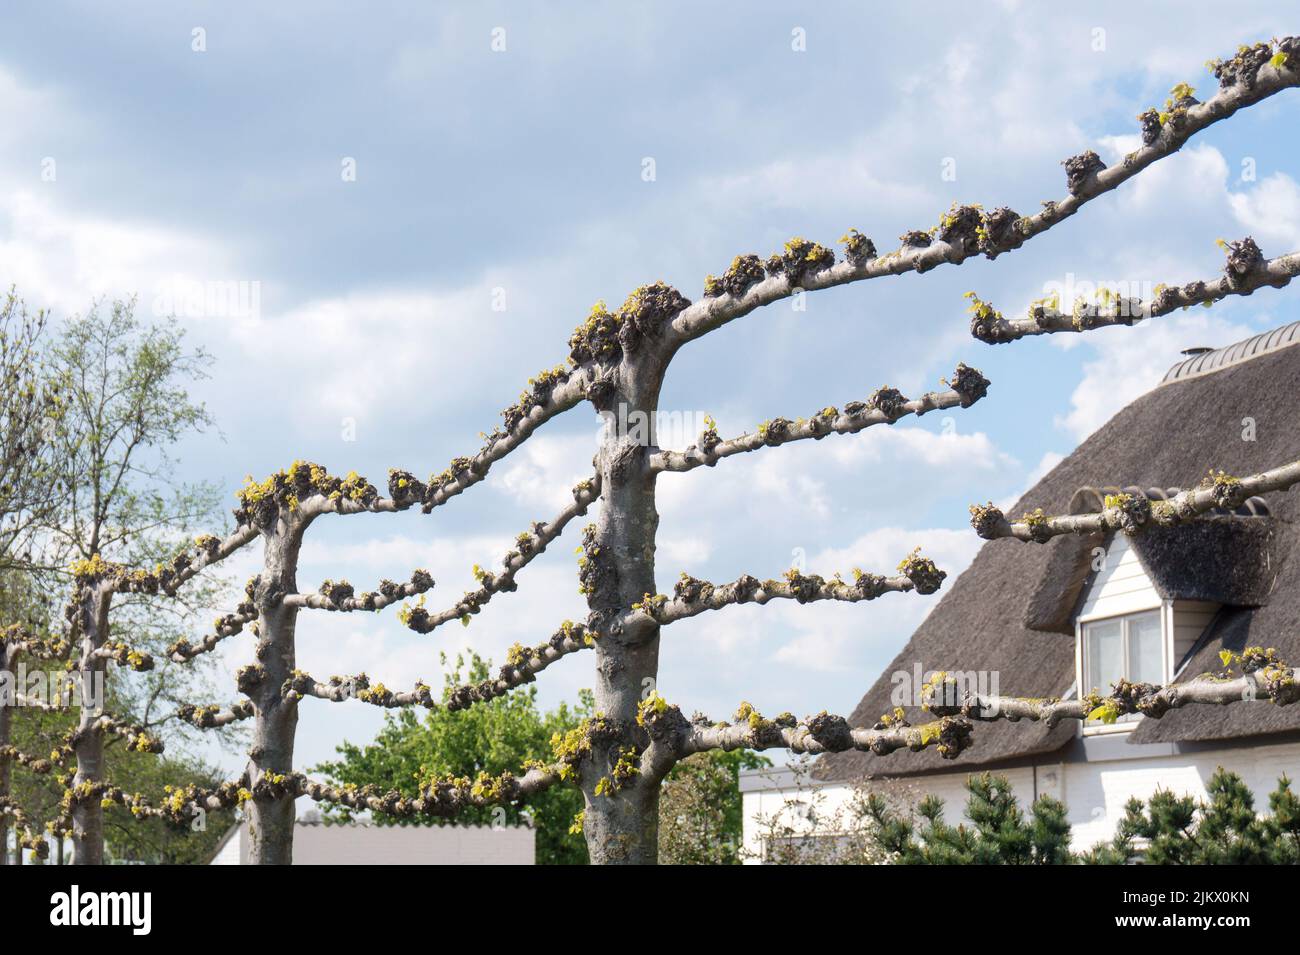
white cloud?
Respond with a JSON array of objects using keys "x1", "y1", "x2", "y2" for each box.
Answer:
[
  {"x1": 1229, "y1": 172, "x2": 1300, "y2": 250},
  {"x1": 493, "y1": 431, "x2": 600, "y2": 512},
  {"x1": 1056, "y1": 312, "x2": 1257, "y2": 441},
  {"x1": 0, "y1": 190, "x2": 237, "y2": 317},
  {"x1": 770, "y1": 526, "x2": 983, "y2": 673},
  {"x1": 827, "y1": 424, "x2": 1017, "y2": 473}
]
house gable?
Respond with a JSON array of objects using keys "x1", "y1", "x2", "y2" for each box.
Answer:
[{"x1": 814, "y1": 327, "x2": 1300, "y2": 785}]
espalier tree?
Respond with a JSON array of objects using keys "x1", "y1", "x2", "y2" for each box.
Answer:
[{"x1": 5, "y1": 37, "x2": 1300, "y2": 865}]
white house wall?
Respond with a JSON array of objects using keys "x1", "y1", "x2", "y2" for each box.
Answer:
[
  {"x1": 741, "y1": 739, "x2": 1300, "y2": 861},
  {"x1": 1078, "y1": 535, "x2": 1159, "y2": 620},
  {"x1": 1171, "y1": 600, "x2": 1220, "y2": 671},
  {"x1": 210, "y1": 821, "x2": 535, "y2": 865}
]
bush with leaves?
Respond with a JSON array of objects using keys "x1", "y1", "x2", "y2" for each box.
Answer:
[
  {"x1": 865, "y1": 772, "x2": 1073, "y2": 865},
  {"x1": 657, "y1": 749, "x2": 769, "y2": 865},
  {"x1": 316, "y1": 652, "x2": 593, "y2": 865}
]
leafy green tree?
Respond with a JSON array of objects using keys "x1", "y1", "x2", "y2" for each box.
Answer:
[
  {"x1": 658, "y1": 749, "x2": 769, "y2": 864},
  {"x1": 0, "y1": 290, "x2": 62, "y2": 574},
  {"x1": 7, "y1": 669, "x2": 235, "y2": 864},
  {"x1": 0, "y1": 290, "x2": 65, "y2": 863},
  {"x1": 19, "y1": 298, "x2": 235, "y2": 862},
  {"x1": 317, "y1": 652, "x2": 592, "y2": 865},
  {"x1": 40, "y1": 296, "x2": 231, "y2": 720}
]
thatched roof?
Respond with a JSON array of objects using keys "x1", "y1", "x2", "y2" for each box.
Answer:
[{"x1": 817, "y1": 324, "x2": 1300, "y2": 782}]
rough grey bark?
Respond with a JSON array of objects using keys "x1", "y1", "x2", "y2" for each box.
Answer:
[
  {"x1": 70, "y1": 583, "x2": 111, "y2": 865},
  {"x1": 244, "y1": 516, "x2": 309, "y2": 865},
  {"x1": 578, "y1": 346, "x2": 672, "y2": 864},
  {"x1": 969, "y1": 245, "x2": 1300, "y2": 344},
  {"x1": 970, "y1": 458, "x2": 1300, "y2": 542}
]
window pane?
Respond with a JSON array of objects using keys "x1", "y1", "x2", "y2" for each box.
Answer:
[
  {"x1": 1086, "y1": 620, "x2": 1123, "y2": 694},
  {"x1": 1128, "y1": 612, "x2": 1163, "y2": 685}
]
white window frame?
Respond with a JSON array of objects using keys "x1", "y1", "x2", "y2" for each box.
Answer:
[{"x1": 1075, "y1": 606, "x2": 1167, "y2": 736}]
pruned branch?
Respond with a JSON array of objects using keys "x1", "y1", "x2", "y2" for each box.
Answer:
[
  {"x1": 90, "y1": 641, "x2": 154, "y2": 672},
  {"x1": 968, "y1": 241, "x2": 1300, "y2": 344},
  {"x1": 283, "y1": 570, "x2": 434, "y2": 612},
  {"x1": 925, "y1": 647, "x2": 1299, "y2": 726},
  {"x1": 394, "y1": 364, "x2": 594, "y2": 516},
  {"x1": 629, "y1": 553, "x2": 947, "y2": 627},
  {"x1": 636, "y1": 697, "x2": 974, "y2": 770},
  {"x1": 0, "y1": 745, "x2": 59, "y2": 776},
  {"x1": 168, "y1": 605, "x2": 256, "y2": 662},
  {"x1": 399, "y1": 477, "x2": 601, "y2": 634},
  {"x1": 649, "y1": 366, "x2": 989, "y2": 474},
  {"x1": 297, "y1": 766, "x2": 562, "y2": 818},
  {"x1": 666, "y1": 45, "x2": 1300, "y2": 347},
  {"x1": 971, "y1": 459, "x2": 1300, "y2": 542},
  {"x1": 285, "y1": 620, "x2": 595, "y2": 711},
  {"x1": 176, "y1": 700, "x2": 255, "y2": 729},
  {"x1": 284, "y1": 671, "x2": 433, "y2": 708},
  {"x1": 72, "y1": 527, "x2": 260, "y2": 600},
  {"x1": 638, "y1": 648, "x2": 1297, "y2": 775},
  {"x1": 0, "y1": 797, "x2": 51, "y2": 860},
  {"x1": 0, "y1": 623, "x2": 70, "y2": 660},
  {"x1": 88, "y1": 713, "x2": 164, "y2": 750},
  {"x1": 99, "y1": 762, "x2": 564, "y2": 824}
]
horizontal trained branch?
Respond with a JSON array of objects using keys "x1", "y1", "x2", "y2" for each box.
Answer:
[
  {"x1": 649, "y1": 365, "x2": 989, "y2": 474},
  {"x1": 176, "y1": 701, "x2": 255, "y2": 729},
  {"x1": 0, "y1": 623, "x2": 71, "y2": 660},
  {"x1": 83, "y1": 714, "x2": 165, "y2": 754},
  {"x1": 70, "y1": 526, "x2": 261, "y2": 600},
  {"x1": 636, "y1": 697, "x2": 974, "y2": 764},
  {"x1": 0, "y1": 797, "x2": 51, "y2": 860},
  {"x1": 923, "y1": 647, "x2": 1298, "y2": 728},
  {"x1": 96, "y1": 761, "x2": 564, "y2": 824},
  {"x1": 168, "y1": 607, "x2": 256, "y2": 663},
  {"x1": 295, "y1": 766, "x2": 563, "y2": 817},
  {"x1": 285, "y1": 620, "x2": 595, "y2": 711},
  {"x1": 283, "y1": 570, "x2": 434, "y2": 612},
  {"x1": 629, "y1": 552, "x2": 948, "y2": 627},
  {"x1": 970, "y1": 458, "x2": 1300, "y2": 542},
  {"x1": 90, "y1": 641, "x2": 154, "y2": 672},
  {"x1": 637, "y1": 648, "x2": 1296, "y2": 774},
  {"x1": 0, "y1": 745, "x2": 60, "y2": 776},
  {"x1": 665, "y1": 42, "x2": 1299, "y2": 347},
  {"x1": 967, "y1": 242, "x2": 1300, "y2": 344}
]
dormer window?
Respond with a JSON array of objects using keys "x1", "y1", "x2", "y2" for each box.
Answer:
[
  {"x1": 1081, "y1": 610, "x2": 1163, "y2": 728},
  {"x1": 1071, "y1": 520, "x2": 1235, "y2": 735}
]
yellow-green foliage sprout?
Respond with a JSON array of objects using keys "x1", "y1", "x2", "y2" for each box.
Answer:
[
  {"x1": 1087, "y1": 699, "x2": 1123, "y2": 724},
  {"x1": 636, "y1": 692, "x2": 669, "y2": 727}
]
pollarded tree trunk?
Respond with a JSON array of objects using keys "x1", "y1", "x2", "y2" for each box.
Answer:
[
  {"x1": 580, "y1": 348, "x2": 671, "y2": 864},
  {"x1": 71, "y1": 583, "x2": 111, "y2": 865},
  {"x1": 244, "y1": 517, "x2": 307, "y2": 865},
  {"x1": 0, "y1": 646, "x2": 13, "y2": 866}
]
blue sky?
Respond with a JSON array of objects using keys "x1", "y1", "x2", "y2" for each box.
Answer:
[{"x1": 2, "y1": 2, "x2": 1298, "y2": 777}]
